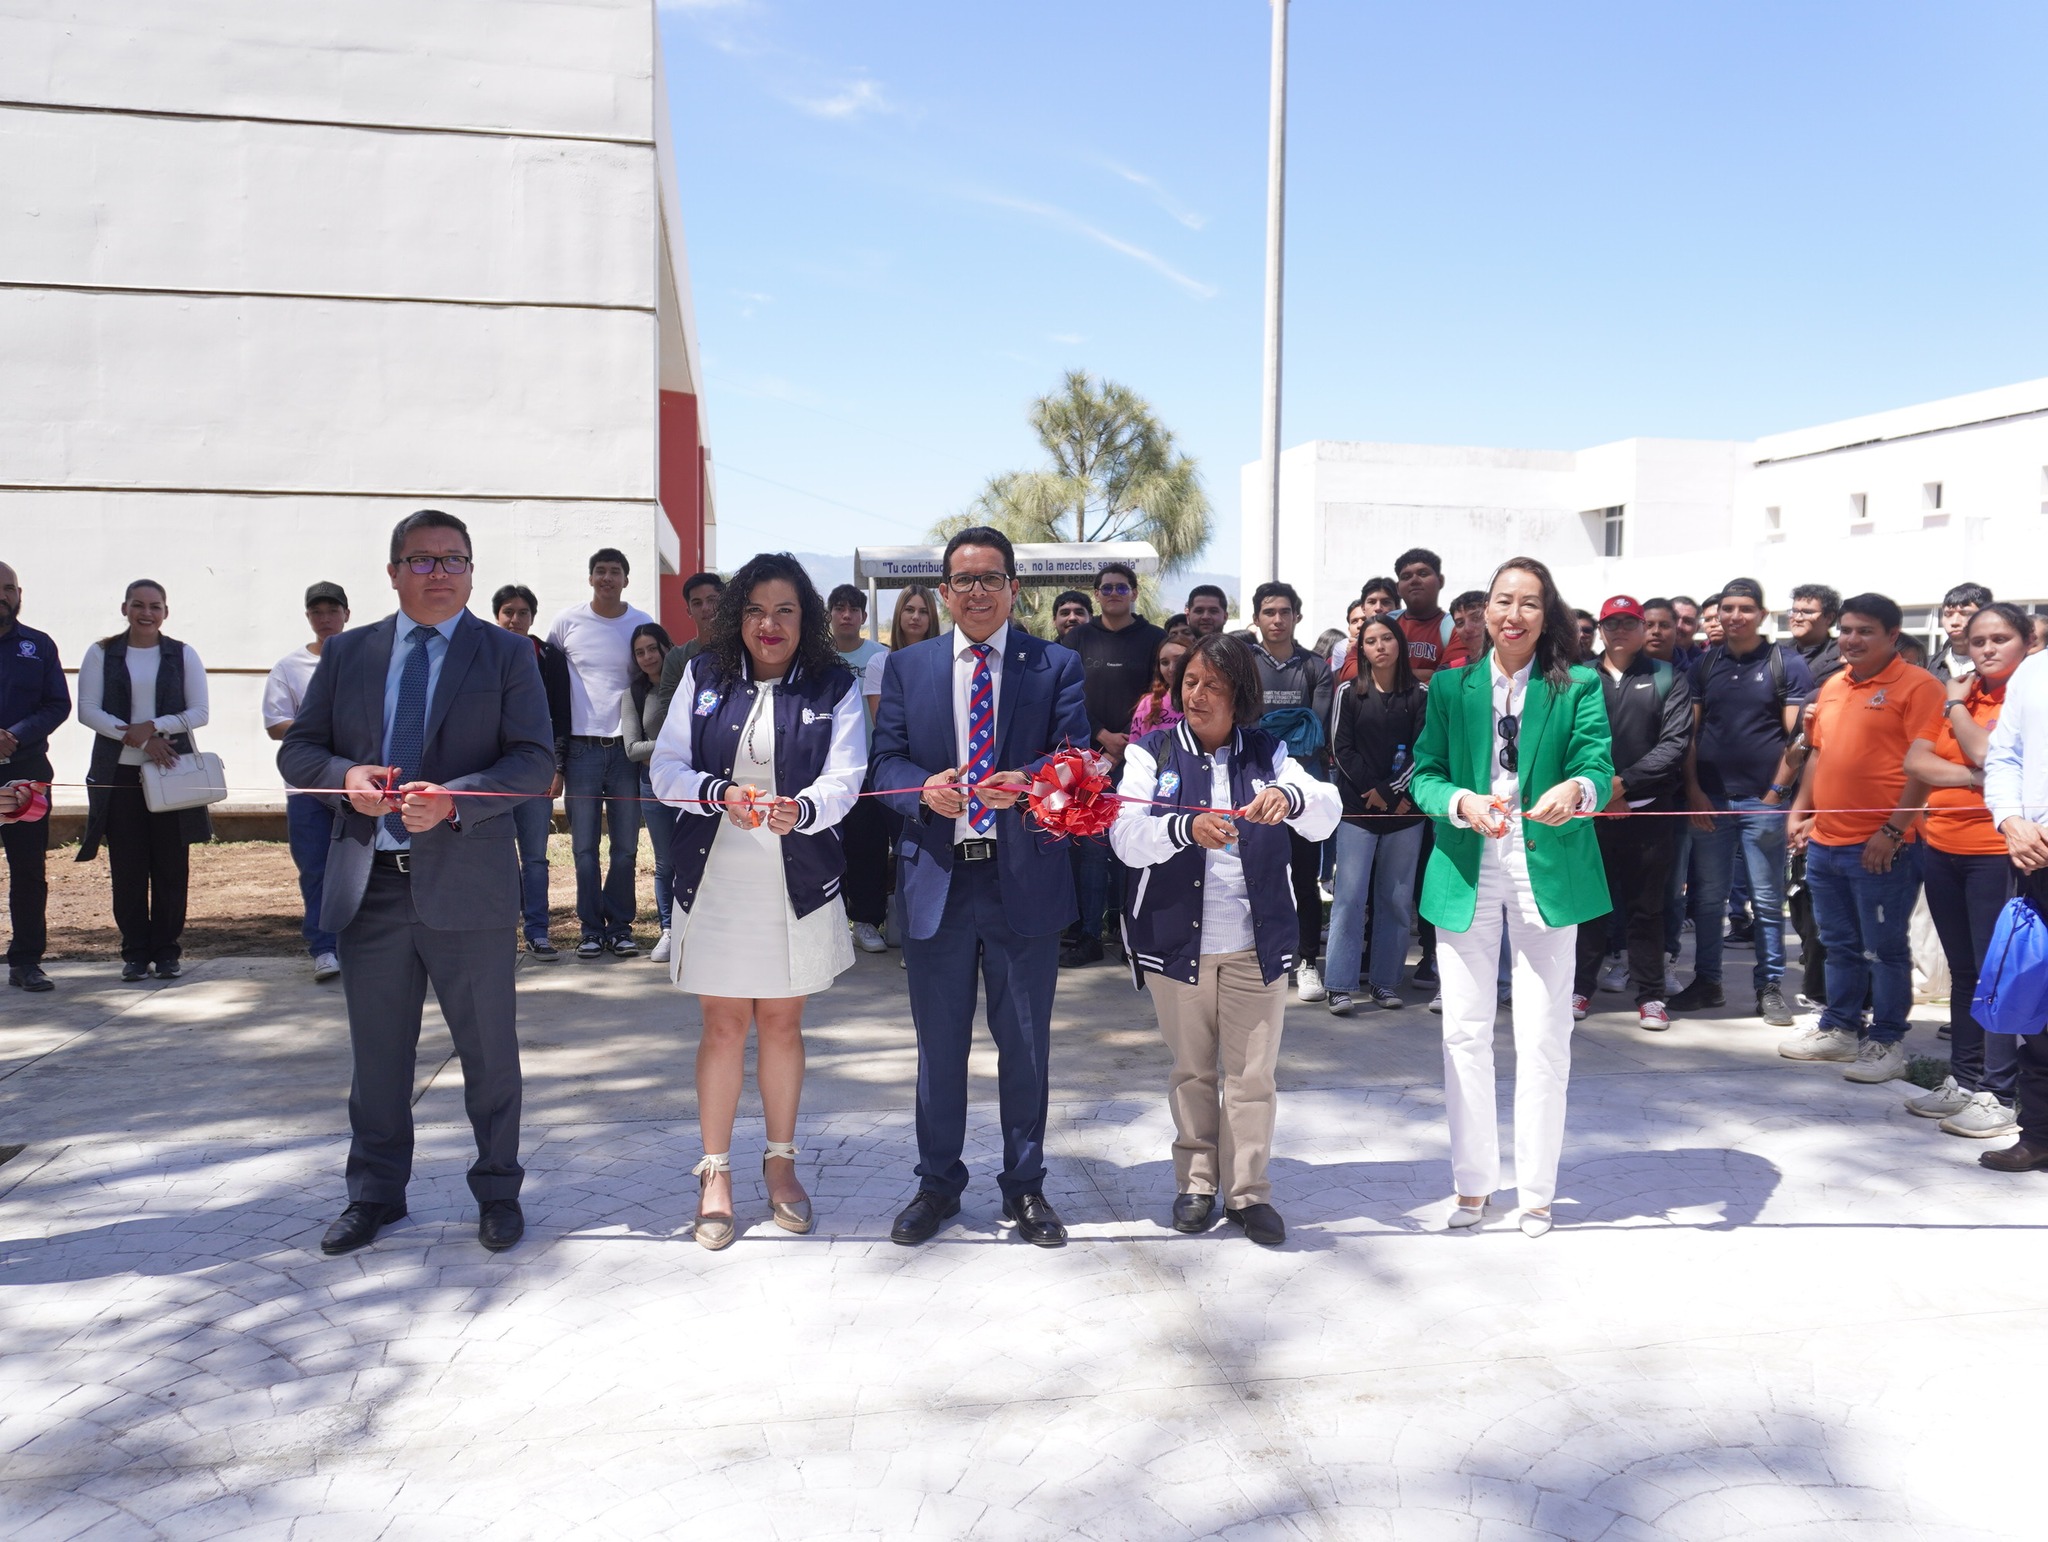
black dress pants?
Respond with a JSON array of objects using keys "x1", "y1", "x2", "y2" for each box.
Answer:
[
  {"x1": 839, "y1": 795, "x2": 890, "y2": 927},
  {"x1": 1574, "y1": 814, "x2": 1674, "y2": 1003},
  {"x1": 3, "y1": 751, "x2": 51, "y2": 966},
  {"x1": 104, "y1": 764, "x2": 190, "y2": 966},
  {"x1": 1289, "y1": 828, "x2": 1324, "y2": 967},
  {"x1": 338, "y1": 864, "x2": 523, "y2": 1205}
]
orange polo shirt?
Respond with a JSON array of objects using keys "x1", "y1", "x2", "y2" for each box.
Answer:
[
  {"x1": 1920, "y1": 678, "x2": 2006, "y2": 856},
  {"x1": 1805, "y1": 654, "x2": 1945, "y2": 846}
]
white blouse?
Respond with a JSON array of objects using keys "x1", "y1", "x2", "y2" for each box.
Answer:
[
  {"x1": 77, "y1": 640, "x2": 211, "y2": 767},
  {"x1": 647, "y1": 653, "x2": 868, "y2": 833}
]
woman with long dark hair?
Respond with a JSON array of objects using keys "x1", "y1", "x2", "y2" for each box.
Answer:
[
  {"x1": 76, "y1": 579, "x2": 212, "y2": 980},
  {"x1": 622, "y1": 620, "x2": 677, "y2": 960},
  {"x1": 649, "y1": 553, "x2": 868, "y2": 1248},
  {"x1": 1903, "y1": 601, "x2": 2032, "y2": 1138},
  {"x1": 1324, "y1": 615, "x2": 1430, "y2": 1014},
  {"x1": 1410, "y1": 557, "x2": 1613, "y2": 1236}
]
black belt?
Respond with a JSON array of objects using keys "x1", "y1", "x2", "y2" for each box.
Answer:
[
  {"x1": 373, "y1": 850, "x2": 414, "y2": 874},
  {"x1": 571, "y1": 734, "x2": 622, "y2": 746},
  {"x1": 955, "y1": 838, "x2": 997, "y2": 863}
]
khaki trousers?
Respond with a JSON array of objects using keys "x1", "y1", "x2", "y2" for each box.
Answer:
[{"x1": 1145, "y1": 949, "x2": 1286, "y2": 1206}]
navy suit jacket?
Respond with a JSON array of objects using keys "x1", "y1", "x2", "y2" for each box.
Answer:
[
  {"x1": 870, "y1": 628, "x2": 1090, "y2": 940},
  {"x1": 278, "y1": 610, "x2": 554, "y2": 933}
]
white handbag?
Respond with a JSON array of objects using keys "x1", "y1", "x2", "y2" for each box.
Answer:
[{"x1": 140, "y1": 740, "x2": 229, "y2": 814}]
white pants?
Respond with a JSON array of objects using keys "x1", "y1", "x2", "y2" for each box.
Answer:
[{"x1": 1438, "y1": 827, "x2": 1576, "y2": 1210}]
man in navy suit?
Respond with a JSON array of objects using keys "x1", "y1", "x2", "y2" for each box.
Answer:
[
  {"x1": 281, "y1": 510, "x2": 554, "y2": 1256},
  {"x1": 871, "y1": 527, "x2": 1091, "y2": 1246}
]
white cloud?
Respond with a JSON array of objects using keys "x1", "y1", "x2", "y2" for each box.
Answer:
[
  {"x1": 731, "y1": 289, "x2": 773, "y2": 318},
  {"x1": 1097, "y1": 158, "x2": 1207, "y2": 230},
  {"x1": 966, "y1": 190, "x2": 1218, "y2": 299},
  {"x1": 790, "y1": 77, "x2": 895, "y2": 121}
]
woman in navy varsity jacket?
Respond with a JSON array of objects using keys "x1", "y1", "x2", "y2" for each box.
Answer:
[
  {"x1": 1110, "y1": 632, "x2": 1339, "y2": 1246},
  {"x1": 649, "y1": 554, "x2": 867, "y2": 1250}
]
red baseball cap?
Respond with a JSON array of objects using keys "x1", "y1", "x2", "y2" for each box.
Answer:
[{"x1": 1598, "y1": 595, "x2": 1644, "y2": 622}]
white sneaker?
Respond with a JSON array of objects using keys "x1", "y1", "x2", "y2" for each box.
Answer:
[
  {"x1": 1296, "y1": 960, "x2": 1327, "y2": 1003},
  {"x1": 1598, "y1": 953, "x2": 1629, "y2": 994},
  {"x1": 852, "y1": 921, "x2": 887, "y2": 954},
  {"x1": 1905, "y1": 1074, "x2": 1970, "y2": 1119},
  {"x1": 649, "y1": 929, "x2": 672, "y2": 964},
  {"x1": 1778, "y1": 1024, "x2": 1859, "y2": 1062},
  {"x1": 1843, "y1": 1039, "x2": 1908, "y2": 1084},
  {"x1": 312, "y1": 951, "x2": 341, "y2": 982},
  {"x1": 1939, "y1": 1090, "x2": 2020, "y2": 1139},
  {"x1": 1428, "y1": 990, "x2": 1444, "y2": 1015}
]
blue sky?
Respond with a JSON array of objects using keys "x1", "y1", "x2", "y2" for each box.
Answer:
[{"x1": 660, "y1": 0, "x2": 2048, "y2": 576}]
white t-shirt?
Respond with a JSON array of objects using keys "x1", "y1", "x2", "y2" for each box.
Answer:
[
  {"x1": 546, "y1": 602, "x2": 653, "y2": 737},
  {"x1": 262, "y1": 645, "x2": 321, "y2": 728}
]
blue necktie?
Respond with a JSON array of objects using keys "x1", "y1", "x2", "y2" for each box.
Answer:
[
  {"x1": 383, "y1": 624, "x2": 436, "y2": 844},
  {"x1": 965, "y1": 642, "x2": 996, "y2": 834}
]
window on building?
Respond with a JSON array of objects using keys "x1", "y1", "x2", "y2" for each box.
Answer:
[
  {"x1": 1849, "y1": 492, "x2": 1872, "y2": 535},
  {"x1": 1599, "y1": 505, "x2": 1625, "y2": 557},
  {"x1": 1764, "y1": 505, "x2": 1783, "y2": 543},
  {"x1": 1923, "y1": 481, "x2": 1943, "y2": 510}
]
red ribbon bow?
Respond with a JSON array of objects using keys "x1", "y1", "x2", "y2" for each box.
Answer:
[{"x1": 1026, "y1": 747, "x2": 1119, "y2": 840}]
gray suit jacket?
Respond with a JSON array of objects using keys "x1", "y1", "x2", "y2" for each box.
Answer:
[{"x1": 279, "y1": 611, "x2": 554, "y2": 933}]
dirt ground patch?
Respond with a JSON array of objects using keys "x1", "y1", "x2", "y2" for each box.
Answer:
[{"x1": 38, "y1": 835, "x2": 662, "y2": 961}]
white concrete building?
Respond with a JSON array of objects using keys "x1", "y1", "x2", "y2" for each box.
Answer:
[
  {"x1": 0, "y1": 0, "x2": 715, "y2": 803},
  {"x1": 1244, "y1": 377, "x2": 2048, "y2": 639}
]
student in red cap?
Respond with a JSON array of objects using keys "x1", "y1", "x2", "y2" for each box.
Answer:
[{"x1": 1573, "y1": 597, "x2": 1694, "y2": 1029}]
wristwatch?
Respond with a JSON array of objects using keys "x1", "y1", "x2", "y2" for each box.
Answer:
[{"x1": 1767, "y1": 782, "x2": 1789, "y2": 797}]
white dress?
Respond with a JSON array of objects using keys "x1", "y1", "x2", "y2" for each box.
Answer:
[{"x1": 673, "y1": 682, "x2": 855, "y2": 998}]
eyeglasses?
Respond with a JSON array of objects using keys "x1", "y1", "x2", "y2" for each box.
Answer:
[
  {"x1": 944, "y1": 572, "x2": 1012, "y2": 594},
  {"x1": 1096, "y1": 583, "x2": 1133, "y2": 597},
  {"x1": 398, "y1": 554, "x2": 472, "y2": 576},
  {"x1": 1498, "y1": 713, "x2": 1520, "y2": 774}
]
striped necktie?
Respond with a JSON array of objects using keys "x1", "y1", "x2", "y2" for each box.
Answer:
[
  {"x1": 965, "y1": 642, "x2": 995, "y2": 834},
  {"x1": 383, "y1": 624, "x2": 436, "y2": 843}
]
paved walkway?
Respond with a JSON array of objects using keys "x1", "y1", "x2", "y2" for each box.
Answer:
[{"x1": 0, "y1": 943, "x2": 2038, "y2": 1539}]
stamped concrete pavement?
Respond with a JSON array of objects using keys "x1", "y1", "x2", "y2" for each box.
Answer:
[{"x1": 0, "y1": 937, "x2": 2038, "y2": 1540}]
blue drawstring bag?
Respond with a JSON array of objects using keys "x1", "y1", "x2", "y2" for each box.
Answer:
[{"x1": 1972, "y1": 895, "x2": 2048, "y2": 1036}]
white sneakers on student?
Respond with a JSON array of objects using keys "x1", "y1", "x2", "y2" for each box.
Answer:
[
  {"x1": 649, "y1": 930, "x2": 672, "y2": 964},
  {"x1": 852, "y1": 921, "x2": 888, "y2": 954},
  {"x1": 1842, "y1": 1040, "x2": 1907, "y2": 1084},
  {"x1": 1905, "y1": 1075, "x2": 1970, "y2": 1119},
  {"x1": 1296, "y1": 961, "x2": 1327, "y2": 1003}
]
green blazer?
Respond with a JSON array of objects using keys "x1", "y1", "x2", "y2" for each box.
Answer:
[{"x1": 1410, "y1": 659, "x2": 1615, "y2": 932}]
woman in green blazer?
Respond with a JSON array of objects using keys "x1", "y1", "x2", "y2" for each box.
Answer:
[{"x1": 1409, "y1": 557, "x2": 1613, "y2": 1237}]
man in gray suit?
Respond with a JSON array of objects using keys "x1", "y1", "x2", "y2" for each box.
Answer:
[{"x1": 281, "y1": 509, "x2": 554, "y2": 1255}]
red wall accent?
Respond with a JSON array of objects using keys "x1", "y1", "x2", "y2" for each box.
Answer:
[{"x1": 658, "y1": 389, "x2": 704, "y2": 637}]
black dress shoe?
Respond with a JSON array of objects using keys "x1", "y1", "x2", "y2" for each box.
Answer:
[
  {"x1": 8, "y1": 965, "x2": 53, "y2": 993},
  {"x1": 1667, "y1": 978, "x2": 1725, "y2": 1012},
  {"x1": 478, "y1": 1198, "x2": 525, "y2": 1251},
  {"x1": 1980, "y1": 1140, "x2": 2048, "y2": 1173},
  {"x1": 1225, "y1": 1201, "x2": 1287, "y2": 1246},
  {"x1": 1002, "y1": 1191, "x2": 1068, "y2": 1247},
  {"x1": 320, "y1": 1200, "x2": 407, "y2": 1256},
  {"x1": 1171, "y1": 1193, "x2": 1215, "y2": 1233},
  {"x1": 154, "y1": 959, "x2": 182, "y2": 980},
  {"x1": 120, "y1": 960, "x2": 149, "y2": 982},
  {"x1": 1058, "y1": 935, "x2": 1104, "y2": 969},
  {"x1": 890, "y1": 1189, "x2": 961, "y2": 1246}
]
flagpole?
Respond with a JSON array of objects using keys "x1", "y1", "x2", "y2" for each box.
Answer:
[{"x1": 1256, "y1": 0, "x2": 1290, "y2": 591}]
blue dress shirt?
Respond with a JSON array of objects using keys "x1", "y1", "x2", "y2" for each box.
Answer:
[{"x1": 375, "y1": 610, "x2": 463, "y2": 851}]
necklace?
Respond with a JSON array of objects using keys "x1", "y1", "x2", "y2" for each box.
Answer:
[{"x1": 742, "y1": 687, "x2": 774, "y2": 773}]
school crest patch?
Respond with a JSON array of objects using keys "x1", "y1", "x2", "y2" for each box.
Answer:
[
  {"x1": 1157, "y1": 769, "x2": 1181, "y2": 799},
  {"x1": 694, "y1": 688, "x2": 720, "y2": 717}
]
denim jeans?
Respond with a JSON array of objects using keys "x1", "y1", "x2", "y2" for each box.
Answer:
[
  {"x1": 286, "y1": 793, "x2": 338, "y2": 957},
  {"x1": 1071, "y1": 836, "x2": 1123, "y2": 944},
  {"x1": 1807, "y1": 837, "x2": 1923, "y2": 1044},
  {"x1": 1690, "y1": 798, "x2": 1787, "y2": 993},
  {"x1": 1921, "y1": 845, "x2": 2018, "y2": 1098},
  {"x1": 1663, "y1": 822, "x2": 1695, "y2": 958},
  {"x1": 1324, "y1": 820, "x2": 1423, "y2": 994},
  {"x1": 565, "y1": 738, "x2": 640, "y2": 942},
  {"x1": 639, "y1": 770, "x2": 678, "y2": 931},
  {"x1": 510, "y1": 791, "x2": 554, "y2": 943}
]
